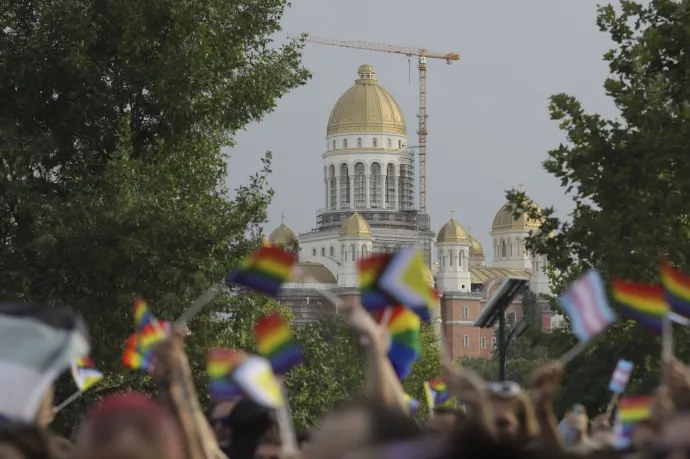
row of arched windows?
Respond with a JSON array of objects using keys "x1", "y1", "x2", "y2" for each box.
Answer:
[
  {"x1": 326, "y1": 162, "x2": 402, "y2": 209},
  {"x1": 438, "y1": 249, "x2": 466, "y2": 269},
  {"x1": 462, "y1": 335, "x2": 496, "y2": 349},
  {"x1": 310, "y1": 244, "x2": 370, "y2": 261},
  {"x1": 330, "y1": 138, "x2": 405, "y2": 150},
  {"x1": 493, "y1": 237, "x2": 524, "y2": 260}
]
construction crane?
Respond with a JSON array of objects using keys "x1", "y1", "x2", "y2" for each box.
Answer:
[{"x1": 288, "y1": 34, "x2": 460, "y2": 214}]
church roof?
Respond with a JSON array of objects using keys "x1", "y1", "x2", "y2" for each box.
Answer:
[
  {"x1": 340, "y1": 211, "x2": 372, "y2": 237},
  {"x1": 437, "y1": 217, "x2": 470, "y2": 243},
  {"x1": 291, "y1": 262, "x2": 337, "y2": 284},
  {"x1": 469, "y1": 235, "x2": 484, "y2": 257},
  {"x1": 327, "y1": 64, "x2": 406, "y2": 136},
  {"x1": 269, "y1": 223, "x2": 297, "y2": 245},
  {"x1": 492, "y1": 186, "x2": 543, "y2": 232},
  {"x1": 468, "y1": 267, "x2": 530, "y2": 284}
]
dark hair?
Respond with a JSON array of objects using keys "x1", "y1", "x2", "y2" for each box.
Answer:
[
  {"x1": 367, "y1": 402, "x2": 423, "y2": 443},
  {"x1": 0, "y1": 423, "x2": 60, "y2": 459},
  {"x1": 296, "y1": 430, "x2": 311, "y2": 445}
]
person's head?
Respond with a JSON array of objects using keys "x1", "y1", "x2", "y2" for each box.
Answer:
[
  {"x1": 486, "y1": 381, "x2": 538, "y2": 443},
  {"x1": 0, "y1": 422, "x2": 61, "y2": 459},
  {"x1": 565, "y1": 404, "x2": 588, "y2": 433},
  {"x1": 223, "y1": 398, "x2": 273, "y2": 459},
  {"x1": 426, "y1": 407, "x2": 464, "y2": 437},
  {"x1": 75, "y1": 392, "x2": 184, "y2": 459},
  {"x1": 590, "y1": 414, "x2": 611, "y2": 434},
  {"x1": 254, "y1": 435, "x2": 284, "y2": 459},
  {"x1": 297, "y1": 431, "x2": 312, "y2": 455},
  {"x1": 210, "y1": 400, "x2": 240, "y2": 448},
  {"x1": 308, "y1": 400, "x2": 422, "y2": 459}
]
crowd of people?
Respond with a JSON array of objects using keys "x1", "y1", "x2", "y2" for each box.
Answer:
[{"x1": 2, "y1": 299, "x2": 689, "y2": 459}]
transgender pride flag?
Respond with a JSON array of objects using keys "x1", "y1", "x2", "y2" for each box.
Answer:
[
  {"x1": 559, "y1": 270, "x2": 617, "y2": 342},
  {"x1": 609, "y1": 359, "x2": 634, "y2": 393}
]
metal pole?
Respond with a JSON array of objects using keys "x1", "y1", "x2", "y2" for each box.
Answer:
[{"x1": 498, "y1": 311, "x2": 506, "y2": 381}]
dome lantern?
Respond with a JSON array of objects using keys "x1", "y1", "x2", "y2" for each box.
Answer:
[
  {"x1": 339, "y1": 211, "x2": 373, "y2": 237},
  {"x1": 326, "y1": 64, "x2": 406, "y2": 137}
]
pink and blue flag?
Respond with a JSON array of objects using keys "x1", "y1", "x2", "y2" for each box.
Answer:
[
  {"x1": 558, "y1": 269, "x2": 617, "y2": 342},
  {"x1": 608, "y1": 359, "x2": 634, "y2": 393}
]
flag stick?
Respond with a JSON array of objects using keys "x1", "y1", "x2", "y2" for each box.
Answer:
[
  {"x1": 53, "y1": 390, "x2": 82, "y2": 414},
  {"x1": 277, "y1": 382, "x2": 298, "y2": 457},
  {"x1": 175, "y1": 281, "x2": 224, "y2": 326},
  {"x1": 605, "y1": 392, "x2": 620, "y2": 418},
  {"x1": 558, "y1": 340, "x2": 589, "y2": 366}
]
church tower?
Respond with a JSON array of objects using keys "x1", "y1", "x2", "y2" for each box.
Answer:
[
  {"x1": 435, "y1": 212, "x2": 472, "y2": 293},
  {"x1": 337, "y1": 212, "x2": 374, "y2": 287}
]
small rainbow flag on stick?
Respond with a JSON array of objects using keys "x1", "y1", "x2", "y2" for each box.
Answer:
[
  {"x1": 612, "y1": 279, "x2": 668, "y2": 334},
  {"x1": 254, "y1": 313, "x2": 302, "y2": 375},
  {"x1": 404, "y1": 393, "x2": 420, "y2": 416},
  {"x1": 614, "y1": 395, "x2": 653, "y2": 448},
  {"x1": 426, "y1": 378, "x2": 450, "y2": 406},
  {"x1": 661, "y1": 259, "x2": 690, "y2": 319},
  {"x1": 226, "y1": 246, "x2": 298, "y2": 297},
  {"x1": 207, "y1": 349, "x2": 245, "y2": 400},
  {"x1": 122, "y1": 321, "x2": 172, "y2": 371},
  {"x1": 71, "y1": 357, "x2": 103, "y2": 392},
  {"x1": 133, "y1": 297, "x2": 153, "y2": 330},
  {"x1": 377, "y1": 306, "x2": 421, "y2": 380}
]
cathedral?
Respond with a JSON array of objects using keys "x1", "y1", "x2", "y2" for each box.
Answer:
[{"x1": 266, "y1": 64, "x2": 554, "y2": 359}]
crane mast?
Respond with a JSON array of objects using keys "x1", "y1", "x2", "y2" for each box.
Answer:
[{"x1": 290, "y1": 34, "x2": 459, "y2": 214}]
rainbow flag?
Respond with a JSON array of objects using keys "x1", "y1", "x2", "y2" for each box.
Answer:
[
  {"x1": 232, "y1": 356, "x2": 284, "y2": 408},
  {"x1": 377, "y1": 306, "x2": 421, "y2": 380},
  {"x1": 360, "y1": 250, "x2": 438, "y2": 321},
  {"x1": 254, "y1": 313, "x2": 302, "y2": 375},
  {"x1": 426, "y1": 378, "x2": 450, "y2": 405},
  {"x1": 70, "y1": 356, "x2": 103, "y2": 392},
  {"x1": 207, "y1": 349, "x2": 245, "y2": 400},
  {"x1": 661, "y1": 259, "x2": 690, "y2": 319},
  {"x1": 133, "y1": 297, "x2": 153, "y2": 330},
  {"x1": 614, "y1": 395, "x2": 653, "y2": 448},
  {"x1": 122, "y1": 321, "x2": 171, "y2": 371},
  {"x1": 404, "y1": 393, "x2": 420, "y2": 416},
  {"x1": 612, "y1": 279, "x2": 668, "y2": 334},
  {"x1": 226, "y1": 246, "x2": 298, "y2": 297}
]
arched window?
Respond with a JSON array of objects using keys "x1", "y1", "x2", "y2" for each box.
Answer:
[
  {"x1": 321, "y1": 247, "x2": 325, "y2": 256},
  {"x1": 312, "y1": 248, "x2": 316, "y2": 256},
  {"x1": 330, "y1": 246, "x2": 335, "y2": 257},
  {"x1": 333, "y1": 140, "x2": 336, "y2": 150},
  {"x1": 354, "y1": 162, "x2": 365, "y2": 208},
  {"x1": 385, "y1": 163, "x2": 395, "y2": 207},
  {"x1": 516, "y1": 238, "x2": 521, "y2": 256},
  {"x1": 351, "y1": 244, "x2": 356, "y2": 261},
  {"x1": 398, "y1": 164, "x2": 411, "y2": 209},
  {"x1": 343, "y1": 139, "x2": 348, "y2": 148},
  {"x1": 362, "y1": 245, "x2": 368, "y2": 257},
  {"x1": 501, "y1": 239, "x2": 507, "y2": 258},
  {"x1": 370, "y1": 163, "x2": 381, "y2": 208},
  {"x1": 388, "y1": 138, "x2": 392, "y2": 148},
  {"x1": 340, "y1": 164, "x2": 350, "y2": 207},
  {"x1": 449, "y1": 250, "x2": 454, "y2": 267},
  {"x1": 509, "y1": 238, "x2": 513, "y2": 257},
  {"x1": 329, "y1": 165, "x2": 336, "y2": 209},
  {"x1": 491, "y1": 337, "x2": 497, "y2": 349},
  {"x1": 481, "y1": 337, "x2": 486, "y2": 349},
  {"x1": 463, "y1": 335, "x2": 469, "y2": 347},
  {"x1": 341, "y1": 245, "x2": 345, "y2": 261},
  {"x1": 398, "y1": 140, "x2": 402, "y2": 149},
  {"x1": 373, "y1": 138, "x2": 378, "y2": 147},
  {"x1": 463, "y1": 306, "x2": 469, "y2": 319},
  {"x1": 458, "y1": 250, "x2": 464, "y2": 269},
  {"x1": 357, "y1": 138, "x2": 362, "y2": 148}
]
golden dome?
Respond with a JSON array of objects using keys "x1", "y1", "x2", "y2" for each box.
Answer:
[
  {"x1": 422, "y1": 265, "x2": 435, "y2": 285},
  {"x1": 269, "y1": 219, "x2": 297, "y2": 245},
  {"x1": 437, "y1": 217, "x2": 470, "y2": 243},
  {"x1": 326, "y1": 65, "x2": 406, "y2": 136},
  {"x1": 339, "y1": 211, "x2": 372, "y2": 237},
  {"x1": 491, "y1": 201, "x2": 542, "y2": 232},
  {"x1": 469, "y1": 235, "x2": 484, "y2": 257}
]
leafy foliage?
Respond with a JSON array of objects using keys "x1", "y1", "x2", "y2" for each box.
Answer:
[
  {"x1": 505, "y1": 0, "x2": 690, "y2": 415},
  {"x1": 0, "y1": 0, "x2": 309, "y2": 434}
]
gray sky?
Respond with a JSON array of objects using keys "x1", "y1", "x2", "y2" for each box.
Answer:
[{"x1": 225, "y1": 0, "x2": 628, "y2": 260}]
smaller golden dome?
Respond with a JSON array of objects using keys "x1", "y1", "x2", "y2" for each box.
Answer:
[
  {"x1": 339, "y1": 211, "x2": 372, "y2": 237},
  {"x1": 269, "y1": 221, "x2": 297, "y2": 245},
  {"x1": 437, "y1": 216, "x2": 470, "y2": 243},
  {"x1": 422, "y1": 265, "x2": 435, "y2": 285},
  {"x1": 491, "y1": 201, "x2": 542, "y2": 232},
  {"x1": 469, "y1": 235, "x2": 484, "y2": 257}
]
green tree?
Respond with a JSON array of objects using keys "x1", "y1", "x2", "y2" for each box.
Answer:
[
  {"x1": 0, "y1": 0, "x2": 309, "y2": 433},
  {"x1": 403, "y1": 322, "x2": 442, "y2": 419},
  {"x1": 506, "y1": 0, "x2": 690, "y2": 415}
]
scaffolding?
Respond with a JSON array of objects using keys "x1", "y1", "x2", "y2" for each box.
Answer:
[
  {"x1": 398, "y1": 150, "x2": 416, "y2": 210},
  {"x1": 278, "y1": 287, "x2": 335, "y2": 325}
]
